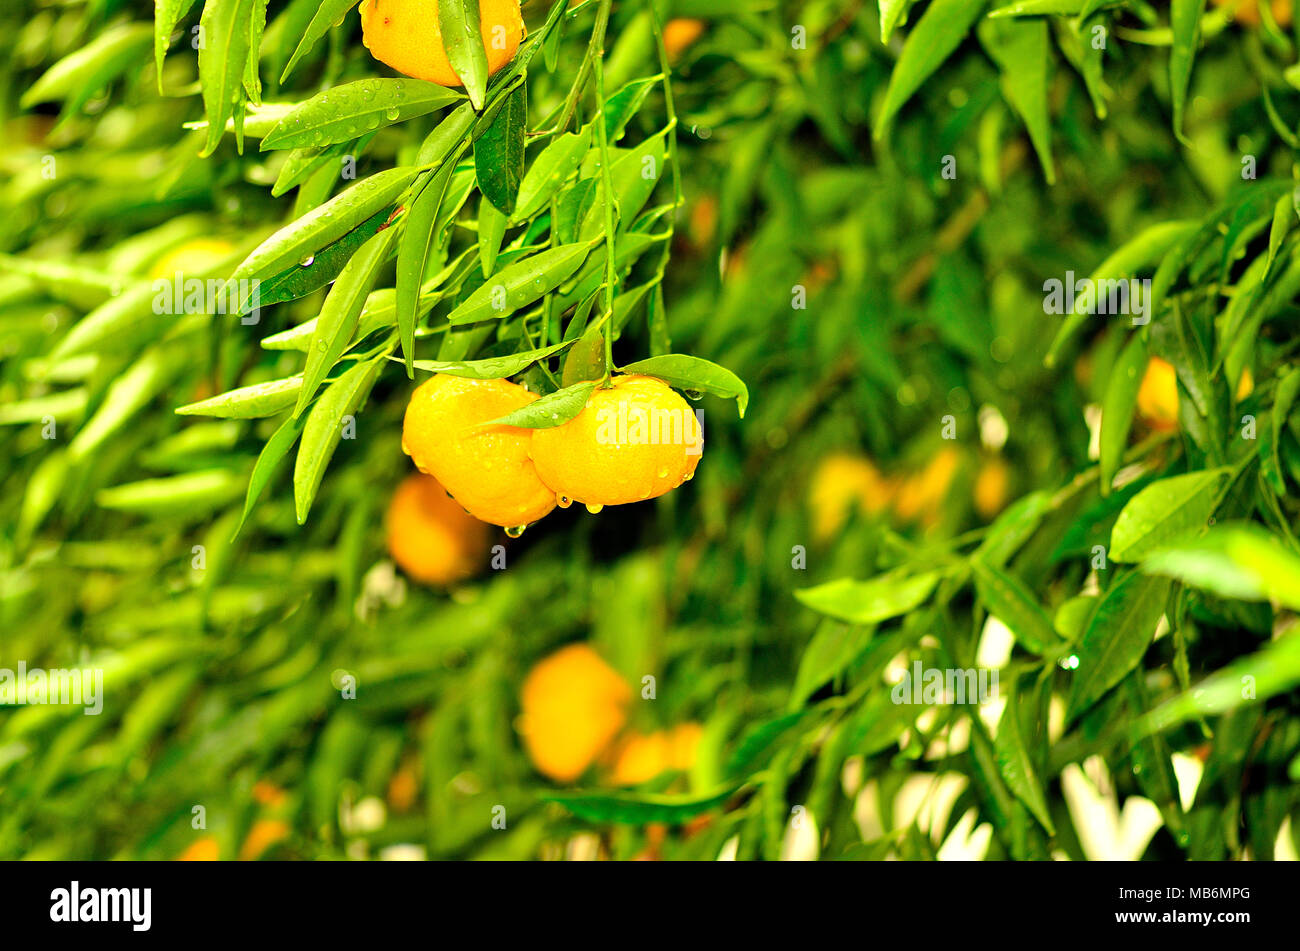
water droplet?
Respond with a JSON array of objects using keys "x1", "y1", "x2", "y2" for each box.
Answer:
[
  {"x1": 656, "y1": 468, "x2": 668, "y2": 479},
  {"x1": 505, "y1": 524, "x2": 526, "y2": 538},
  {"x1": 299, "y1": 254, "x2": 315, "y2": 267},
  {"x1": 684, "y1": 388, "x2": 703, "y2": 401},
  {"x1": 585, "y1": 503, "x2": 604, "y2": 514},
  {"x1": 385, "y1": 107, "x2": 400, "y2": 121},
  {"x1": 556, "y1": 494, "x2": 572, "y2": 509},
  {"x1": 681, "y1": 471, "x2": 694, "y2": 482}
]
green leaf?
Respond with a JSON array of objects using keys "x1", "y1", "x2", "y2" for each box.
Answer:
[
  {"x1": 1133, "y1": 631, "x2": 1300, "y2": 739},
  {"x1": 579, "y1": 135, "x2": 666, "y2": 239},
  {"x1": 1066, "y1": 572, "x2": 1171, "y2": 721},
  {"x1": 1141, "y1": 522, "x2": 1300, "y2": 610},
  {"x1": 1265, "y1": 192, "x2": 1294, "y2": 275},
  {"x1": 155, "y1": 0, "x2": 198, "y2": 92},
  {"x1": 474, "y1": 83, "x2": 527, "y2": 215},
  {"x1": 297, "y1": 226, "x2": 397, "y2": 415},
  {"x1": 477, "y1": 195, "x2": 508, "y2": 278},
  {"x1": 397, "y1": 163, "x2": 459, "y2": 377},
  {"x1": 69, "y1": 347, "x2": 185, "y2": 461},
  {"x1": 873, "y1": 0, "x2": 987, "y2": 139},
  {"x1": 22, "y1": 22, "x2": 153, "y2": 117},
  {"x1": 1099, "y1": 333, "x2": 1148, "y2": 495},
  {"x1": 979, "y1": 17, "x2": 1055, "y2": 183},
  {"x1": 514, "y1": 128, "x2": 592, "y2": 223},
  {"x1": 293, "y1": 357, "x2": 383, "y2": 523},
  {"x1": 237, "y1": 412, "x2": 307, "y2": 533},
  {"x1": 407, "y1": 341, "x2": 573, "y2": 379},
  {"x1": 602, "y1": 78, "x2": 655, "y2": 143},
  {"x1": 439, "y1": 0, "x2": 489, "y2": 110},
  {"x1": 278, "y1": 0, "x2": 361, "y2": 83},
  {"x1": 175, "y1": 376, "x2": 302, "y2": 419},
  {"x1": 790, "y1": 623, "x2": 860, "y2": 709},
  {"x1": 974, "y1": 489, "x2": 1052, "y2": 567},
  {"x1": 231, "y1": 166, "x2": 418, "y2": 283},
  {"x1": 994, "y1": 687, "x2": 1055, "y2": 834},
  {"x1": 1263, "y1": 368, "x2": 1300, "y2": 495},
  {"x1": 560, "y1": 325, "x2": 606, "y2": 387},
  {"x1": 484, "y1": 380, "x2": 597, "y2": 429},
  {"x1": 1109, "y1": 467, "x2": 1231, "y2": 562},
  {"x1": 198, "y1": 0, "x2": 257, "y2": 156},
  {"x1": 725, "y1": 710, "x2": 816, "y2": 778},
  {"x1": 618, "y1": 354, "x2": 748, "y2": 417},
  {"x1": 878, "y1": 0, "x2": 912, "y2": 42},
  {"x1": 447, "y1": 242, "x2": 592, "y2": 324},
  {"x1": 972, "y1": 558, "x2": 1061, "y2": 653},
  {"x1": 543, "y1": 784, "x2": 740, "y2": 825},
  {"x1": 1170, "y1": 0, "x2": 1206, "y2": 142},
  {"x1": 795, "y1": 571, "x2": 941, "y2": 625},
  {"x1": 262, "y1": 79, "x2": 461, "y2": 151},
  {"x1": 96, "y1": 469, "x2": 246, "y2": 516},
  {"x1": 415, "y1": 102, "x2": 476, "y2": 165}
]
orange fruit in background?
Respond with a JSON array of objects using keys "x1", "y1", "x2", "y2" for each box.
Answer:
[
  {"x1": 808, "y1": 453, "x2": 894, "y2": 540},
  {"x1": 519, "y1": 644, "x2": 632, "y2": 783},
  {"x1": 607, "y1": 722, "x2": 703, "y2": 786},
  {"x1": 529, "y1": 375, "x2": 703, "y2": 508},
  {"x1": 1213, "y1": 0, "x2": 1293, "y2": 27},
  {"x1": 148, "y1": 238, "x2": 236, "y2": 281},
  {"x1": 1137, "y1": 356, "x2": 1253, "y2": 432},
  {"x1": 893, "y1": 445, "x2": 961, "y2": 526},
  {"x1": 973, "y1": 455, "x2": 1011, "y2": 520},
  {"x1": 402, "y1": 374, "x2": 556, "y2": 527},
  {"x1": 359, "y1": 0, "x2": 524, "y2": 87},
  {"x1": 239, "y1": 819, "x2": 291, "y2": 861},
  {"x1": 663, "y1": 18, "x2": 706, "y2": 62},
  {"x1": 176, "y1": 837, "x2": 220, "y2": 861},
  {"x1": 385, "y1": 472, "x2": 490, "y2": 585}
]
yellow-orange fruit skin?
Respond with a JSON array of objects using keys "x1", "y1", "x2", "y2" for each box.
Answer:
[
  {"x1": 359, "y1": 0, "x2": 524, "y2": 88},
  {"x1": 529, "y1": 376, "x2": 703, "y2": 507},
  {"x1": 608, "y1": 722, "x2": 703, "y2": 787},
  {"x1": 519, "y1": 645, "x2": 632, "y2": 783},
  {"x1": 1213, "y1": 0, "x2": 1292, "y2": 27},
  {"x1": 893, "y1": 446, "x2": 961, "y2": 526},
  {"x1": 238, "y1": 819, "x2": 290, "y2": 861},
  {"x1": 385, "y1": 472, "x2": 491, "y2": 585},
  {"x1": 1137, "y1": 357, "x2": 1253, "y2": 433},
  {"x1": 401, "y1": 374, "x2": 556, "y2": 527},
  {"x1": 973, "y1": 456, "x2": 1012, "y2": 520},
  {"x1": 177, "y1": 838, "x2": 220, "y2": 861},
  {"x1": 663, "y1": 18, "x2": 706, "y2": 61},
  {"x1": 808, "y1": 453, "x2": 894, "y2": 541}
]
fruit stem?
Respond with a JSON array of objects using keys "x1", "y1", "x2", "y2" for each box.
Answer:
[{"x1": 591, "y1": 0, "x2": 617, "y2": 378}]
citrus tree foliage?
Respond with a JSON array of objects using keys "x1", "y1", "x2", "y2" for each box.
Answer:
[{"x1": 2, "y1": 0, "x2": 1299, "y2": 860}]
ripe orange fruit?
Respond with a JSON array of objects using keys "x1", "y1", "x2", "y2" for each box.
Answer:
[
  {"x1": 148, "y1": 238, "x2": 236, "y2": 281},
  {"x1": 1137, "y1": 357, "x2": 1253, "y2": 432},
  {"x1": 607, "y1": 722, "x2": 703, "y2": 786},
  {"x1": 385, "y1": 472, "x2": 490, "y2": 585},
  {"x1": 519, "y1": 644, "x2": 632, "y2": 783},
  {"x1": 808, "y1": 453, "x2": 894, "y2": 540},
  {"x1": 893, "y1": 446, "x2": 961, "y2": 526},
  {"x1": 402, "y1": 374, "x2": 556, "y2": 527},
  {"x1": 663, "y1": 18, "x2": 706, "y2": 62},
  {"x1": 239, "y1": 819, "x2": 290, "y2": 861},
  {"x1": 1213, "y1": 0, "x2": 1292, "y2": 27},
  {"x1": 177, "y1": 837, "x2": 220, "y2": 861},
  {"x1": 973, "y1": 456, "x2": 1011, "y2": 520},
  {"x1": 359, "y1": 0, "x2": 524, "y2": 88},
  {"x1": 529, "y1": 375, "x2": 703, "y2": 508}
]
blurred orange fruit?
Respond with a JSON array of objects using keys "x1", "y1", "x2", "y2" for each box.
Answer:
[
  {"x1": 387, "y1": 762, "x2": 419, "y2": 813},
  {"x1": 402, "y1": 374, "x2": 556, "y2": 527},
  {"x1": 1137, "y1": 357, "x2": 1253, "y2": 432},
  {"x1": 239, "y1": 819, "x2": 290, "y2": 861},
  {"x1": 1213, "y1": 0, "x2": 1292, "y2": 27},
  {"x1": 663, "y1": 18, "x2": 706, "y2": 62},
  {"x1": 530, "y1": 375, "x2": 703, "y2": 508},
  {"x1": 893, "y1": 446, "x2": 961, "y2": 526},
  {"x1": 148, "y1": 238, "x2": 236, "y2": 281},
  {"x1": 808, "y1": 453, "x2": 894, "y2": 540},
  {"x1": 608, "y1": 722, "x2": 703, "y2": 786},
  {"x1": 252, "y1": 780, "x2": 287, "y2": 809},
  {"x1": 519, "y1": 645, "x2": 632, "y2": 783},
  {"x1": 360, "y1": 0, "x2": 524, "y2": 87},
  {"x1": 177, "y1": 837, "x2": 220, "y2": 861},
  {"x1": 385, "y1": 472, "x2": 491, "y2": 585},
  {"x1": 973, "y1": 456, "x2": 1011, "y2": 520}
]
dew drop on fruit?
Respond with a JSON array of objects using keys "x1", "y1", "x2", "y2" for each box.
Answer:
[
  {"x1": 556, "y1": 494, "x2": 572, "y2": 508},
  {"x1": 681, "y1": 471, "x2": 694, "y2": 482},
  {"x1": 585, "y1": 503, "x2": 604, "y2": 514},
  {"x1": 657, "y1": 468, "x2": 668, "y2": 479},
  {"x1": 505, "y1": 525, "x2": 526, "y2": 538}
]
